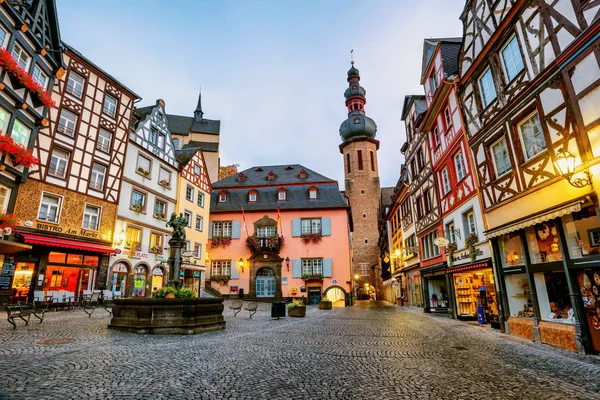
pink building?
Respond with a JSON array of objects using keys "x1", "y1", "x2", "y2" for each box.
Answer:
[{"x1": 207, "y1": 164, "x2": 353, "y2": 306}]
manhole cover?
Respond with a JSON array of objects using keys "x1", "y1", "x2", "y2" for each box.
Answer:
[
  {"x1": 451, "y1": 346, "x2": 469, "y2": 351},
  {"x1": 36, "y1": 338, "x2": 77, "y2": 345}
]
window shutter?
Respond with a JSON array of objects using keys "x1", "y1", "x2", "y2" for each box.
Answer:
[
  {"x1": 230, "y1": 260, "x2": 239, "y2": 279},
  {"x1": 323, "y1": 258, "x2": 333, "y2": 277},
  {"x1": 208, "y1": 222, "x2": 213, "y2": 239},
  {"x1": 292, "y1": 219, "x2": 301, "y2": 237},
  {"x1": 322, "y1": 218, "x2": 331, "y2": 236},
  {"x1": 231, "y1": 221, "x2": 241, "y2": 239},
  {"x1": 292, "y1": 259, "x2": 302, "y2": 278}
]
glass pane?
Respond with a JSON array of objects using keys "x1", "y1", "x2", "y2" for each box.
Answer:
[
  {"x1": 12, "y1": 120, "x2": 31, "y2": 147},
  {"x1": 534, "y1": 271, "x2": 574, "y2": 323},
  {"x1": 526, "y1": 221, "x2": 562, "y2": 264},
  {"x1": 499, "y1": 232, "x2": 525, "y2": 267},
  {"x1": 67, "y1": 254, "x2": 83, "y2": 265},
  {"x1": 502, "y1": 37, "x2": 524, "y2": 81},
  {"x1": 561, "y1": 205, "x2": 600, "y2": 259},
  {"x1": 83, "y1": 256, "x2": 99, "y2": 267},
  {"x1": 519, "y1": 113, "x2": 546, "y2": 159},
  {"x1": 48, "y1": 252, "x2": 66, "y2": 263}
]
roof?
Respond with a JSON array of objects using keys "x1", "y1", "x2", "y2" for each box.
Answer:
[
  {"x1": 420, "y1": 38, "x2": 462, "y2": 83},
  {"x1": 166, "y1": 114, "x2": 221, "y2": 136},
  {"x1": 401, "y1": 95, "x2": 427, "y2": 121},
  {"x1": 380, "y1": 187, "x2": 395, "y2": 208},
  {"x1": 210, "y1": 184, "x2": 348, "y2": 213},
  {"x1": 184, "y1": 141, "x2": 219, "y2": 153},
  {"x1": 213, "y1": 164, "x2": 336, "y2": 188},
  {"x1": 135, "y1": 105, "x2": 154, "y2": 118},
  {"x1": 174, "y1": 148, "x2": 200, "y2": 168},
  {"x1": 61, "y1": 42, "x2": 141, "y2": 99}
]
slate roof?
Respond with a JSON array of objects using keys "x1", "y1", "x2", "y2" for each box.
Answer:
[
  {"x1": 174, "y1": 148, "x2": 200, "y2": 168},
  {"x1": 420, "y1": 37, "x2": 462, "y2": 83},
  {"x1": 401, "y1": 95, "x2": 427, "y2": 121},
  {"x1": 213, "y1": 164, "x2": 335, "y2": 188},
  {"x1": 184, "y1": 141, "x2": 219, "y2": 153},
  {"x1": 211, "y1": 164, "x2": 347, "y2": 212},
  {"x1": 166, "y1": 114, "x2": 221, "y2": 136},
  {"x1": 381, "y1": 187, "x2": 395, "y2": 209}
]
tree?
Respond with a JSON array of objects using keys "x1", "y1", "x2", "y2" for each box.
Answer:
[{"x1": 219, "y1": 164, "x2": 239, "y2": 181}]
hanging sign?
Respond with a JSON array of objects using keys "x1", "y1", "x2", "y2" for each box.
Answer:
[{"x1": 434, "y1": 236, "x2": 450, "y2": 247}]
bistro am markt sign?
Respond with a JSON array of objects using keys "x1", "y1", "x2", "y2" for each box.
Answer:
[{"x1": 36, "y1": 222, "x2": 101, "y2": 239}]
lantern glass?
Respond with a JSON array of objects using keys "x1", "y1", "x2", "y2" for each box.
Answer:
[
  {"x1": 394, "y1": 249, "x2": 401, "y2": 257},
  {"x1": 555, "y1": 150, "x2": 576, "y2": 177}
]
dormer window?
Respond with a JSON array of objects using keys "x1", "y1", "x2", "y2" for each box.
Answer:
[
  {"x1": 237, "y1": 172, "x2": 246, "y2": 182},
  {"x1": 278, "y1": 188, "x2": 287, "y2": 201},
  {"x1": 299, "y1": 169, "x2": 307, "y2": 179},
  {"x1": 308, "y1": 186, "x2": 318, "y2": 200},
  {"x1": 429, "y1": 67, "x2": 438, "y2": 94},
  {"x1": 218, "y1": 190, "x2": 228, "y2": 203},
  {"x1": 267, "y1": 171, "x2": 275, "y2": 181},
  {"x1": 248, "y1": 190, "x2": 257, "y2": 202}
]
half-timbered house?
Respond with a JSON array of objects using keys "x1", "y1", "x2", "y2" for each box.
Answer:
[
  {"x1": 10, "y1": 43, "x2": 139, "y2": 304},
  {"x1": 458, "y1": 0, "x2": 600, "y2": 354},
  {"x1": 168, "y1": 92, "x2": 221, "y2": 184},
  {"x1": 0, "y1": 0, "x2": 64, "y2": 305},
  {"x1": 174, "y1": 144, "x2": 212, "y2": 296},
  {"x1": 401, "y1": 95, "x2": 449, "y2": 313},
  {"x1": 109, "y1": 100, "x2": 177, "y2": 298},
  {"x1": 419, "y1": 37, "x2": 495, "y2": 323}
]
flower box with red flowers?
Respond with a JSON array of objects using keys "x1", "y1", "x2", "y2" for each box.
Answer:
[
  {"x1": 0, "y1": 213, "x2": 17, "y2": 231},
  {"x1": 211, "y1": 237, "x2": 232, "y2": 248},
  {"x1": 0, "y1": 48, "x2": 56, "y2": 109},
  {"x1": 301, "y1": 232, "x2": 322, "y2": 244},
  {"x1": 0, "y1": 134, "x2": 38, "y2": 168}
]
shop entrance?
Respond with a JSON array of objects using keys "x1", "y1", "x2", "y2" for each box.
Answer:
[
  {"x1": 10, "y1": 262, "x2": 34, "y2": 304},
  {"x1": 133, "y1": 265, "x2": 148, "y2": 297},
  {"x1": 578, "y1": 269, "x2": 600, "y2": 352},
  {"x1": 151, "y1": 267, "x2": 164, "y2": 292},
  {"x1": 112, "y1": 263, "x2": 129, "y2": 297},
  {"x1": 256, "y1": 268, "x2": 275, "y2": 297}
]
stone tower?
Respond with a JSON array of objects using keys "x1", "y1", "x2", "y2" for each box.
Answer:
[{"x1": 339, "y1": 61, "x2": 382, "y2": 299}]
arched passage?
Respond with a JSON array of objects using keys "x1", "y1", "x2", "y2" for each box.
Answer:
[{"x1": 323, "y1": 285, "x2": 348, "y2": 307}]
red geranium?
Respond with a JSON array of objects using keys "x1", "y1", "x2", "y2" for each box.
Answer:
[
  {"x1": 0, "y1": 48, "x2": 56, "y2": 109},
  {"x1": 0, "y1": 133, "x2": 38, "y2": 168}
]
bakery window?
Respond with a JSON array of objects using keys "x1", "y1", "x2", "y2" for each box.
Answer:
[
  {"x1": 561, "y1": 204, "x2": 600, "y2": 259},
  {"x1": 534, "y1": 271, "x2": 574, "y2": 324},
  {"x1": 504, "y1": 273, "x2": 532, "y2": 318},
  {"x1": 499, "y1": 232, "x2": 525, "y2": 268},
  {"x1": 525, "y1": 221, "x2": 563, "y2": 264}
]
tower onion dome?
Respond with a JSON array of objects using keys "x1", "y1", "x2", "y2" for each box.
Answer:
[{"x1": 339, "y1": 62, "x2": 377, "y2": 141}]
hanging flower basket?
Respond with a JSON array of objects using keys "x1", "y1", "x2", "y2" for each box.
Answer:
[
  {"x1": 0, "y1": 134, "x2": 38, "y2": 168},
  {"x1": 465, "y1": 233, "x2": 479, "y2": 261},
  {"x1": 0, "y1": 48, "x2": 56, "y2": 109}
]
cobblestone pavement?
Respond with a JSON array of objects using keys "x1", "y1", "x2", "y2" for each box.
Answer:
[{"x1": 1, "y1": 300, "x2": 600, "y2": 400}]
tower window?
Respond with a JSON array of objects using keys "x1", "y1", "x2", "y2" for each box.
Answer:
[
  {"x1": 370, "y1": 151, "x2": 375, "y2": 172},
  {"x1": 365, "y1": 239, "x2": 368, "y2": 244},
  {"x1": 357, "y1": 150, "x2": 363, "y2": 170},
  {"x1": 346, "y1": 153, "x2": 351, "y2": 174},
  {"x1": 361, "y1": 190, "x2": 365, "y2": 194},
  {"x1": 363, "y1": 213, "x2": 366, "y2": 218}
]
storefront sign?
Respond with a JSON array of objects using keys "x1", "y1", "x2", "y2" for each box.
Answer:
[
  {"x1": 300, "y1": 286, "x2": 306, "y2": 293},
  {"x1": 36, "y1": 223, "x2": 102, "y2": 239},
  {"x1": 115, "y1": 248, "x2": 148, "y2": 259},
  {"x1": 434, "y1": 236, "x2": 450, "y2": 247},
  {"x1": 451, "y1": 249, "x2": 484, "y2": 262},
  {"x1": 446, "y1": 259, "x2": 492, "y2": 274}
]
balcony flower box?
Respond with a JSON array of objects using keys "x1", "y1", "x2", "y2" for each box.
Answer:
[
  {"x1": 158, "y1": 179, "x2": 170, "y2": 189},
  {"x1": 302, "y1": 273, "x2": 323, "y2": 282},
  {"x1": 0, "y1": 48, "x2": 56, "y2": 109},
  {"x1": 211, "y1": 237, "x2": 231, "y2": 248},
  {"x1": 209, "y1": 274, "x2": 230, "y2": 285},
  {"x1": 137, "y1": 167, "x2": 150, "y2": 178},
  {"x1": 246, "y1": 235, "x2": 284, "y2": 254},
  {"x1": 0, "y1": 134, "x2": 38, "y2": 168},
  {"x1": 301, "y1": 232, "x2": 322, "y2": 244}
]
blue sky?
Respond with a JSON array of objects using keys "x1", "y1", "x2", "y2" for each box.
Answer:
[{"x1": 55, "y1": 0, "x2": 465, "y2": 189}]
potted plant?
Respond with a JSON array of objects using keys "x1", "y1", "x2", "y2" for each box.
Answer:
[
  {"x1": 164, "y1": 287, "x2": 177, "y2": 299},
  {"x1": 465, "y1": 233, "x2": 479, "y2": 261},
  {"x1": 176, "y1": 288, "x2": 195, "y2": 298},
  {"x1": 447, "y1": 242, "x2": 458, "y2": 266},
  {"x1": 132, "y1": 202, "x2": 143, "y2": 213},
  {"x1": 287, "y1": 299, "x2": 306, "y2": 317},
  {"x1": 137, "y1": 167, "x2": 150, "y2": 178},
  {"x1": 158, "y1": 179, "x2": 170, "y2": 188},
  {"x1": 318, "y1": 296, "x2": 332, "y2": 310}
]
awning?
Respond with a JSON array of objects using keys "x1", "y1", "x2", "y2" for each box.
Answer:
[
  {"x1": 20, "y1": 233, "x2": 117, "y2": 254},
  {"x1": 0, "y1": 239, "x2": 31, "y2": 254},
  {"x1": 485, "y1": 200, "x2": 584, "y2": 239}
]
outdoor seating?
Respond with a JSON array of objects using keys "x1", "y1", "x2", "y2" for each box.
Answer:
[
  {"x1": 229, "y1": 300, "x2": 243, "y2": 317},
  {"x1": 244, "y1": 302, "x2": 258, "y2": 318},
  {"x1": 4, "y1": 302, "x2": 46, "y2": 329},
  {"x1": 81, "y1": 292, "x2": 100, "y2": 317}
]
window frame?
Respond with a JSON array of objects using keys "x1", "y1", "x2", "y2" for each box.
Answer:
[
  {"x1": 97, "y1": 129, "x2": 112, "y2": 153},
  {"x1": 446, "y1": 221, "x2": 456, "y2": 243},
  {"x1": 66, "y1": 72, "x2": 85, "y2": 99},
  {"x1": 82, "y1": 204, "x2": 101, "y2": 231},
  {"x1": 478, "y1": 67, "x2": 498, "y2": 109},
  {"x1": 11, "y1": 119, "x2": 31, "y2": 147},
  {"x1": 212, "y1": 221, "x2": 232, "y2": 238},
  {"x1": 57, "y1": 109, "x2": 78, "y2": 137},
  {"x1": 301, "y1": 218, "x2": 322, "y2": 235},
  {"x1": 48, "y1": 147, "x2": 69, "y2": 178},
  {"x1": 11, "y1": 42, "x2": 30, "y2": 70},
  {"x1": 89, "y1": 163, "x2": 106, "y2": 191},
  {"x1": 184, "y1": 210, "x2": 192, "y2": 228},
  {"x1": 185, "y1": 185, "x2": 194, "y2": 202},
  {"x1": 197, "y1": 191, "x2": 205, "y2": 207},
  {"x1": 130, "y1": 189, "x2": 147, "y2": 213},
  {"x1": 31, "y1": 65, "x2": 49, "y2": 89},
  {"x1": 103, "y1": 94, "x2": 118, "y2": 118},
  {"x1": 490, "y1": 136, "x2": 512, "y2": 179},
  {"x1": 153, "y1": 198, "x2": 167, "y2": 220},
  {"x1": 301, "y1": 258, "x2": 323, "y2": 275},
  {"x1": 517, "y1": 111, "x2": 547, "y2": 161},
  {"x1": 38, "y1": 192, "x2": 63, "y2": 224},
  {"x1": 211, "y1": 260, "x2": 231, "y2": 276},
  {"x1": 136, "y1": 154, "x2": 152, "y2": 176},
  {"x1": 454, "y1": 151, "x2": 466, "y2": 181},
  {"x1": 441, "y1": 168, "x2": 451, "y2": 195},
  {"x1": 500, "y1": 35, "x2": 525, "y2": 83},
  {"x1": 195, "y1": 215, "x2": 204, "y2": 232}
]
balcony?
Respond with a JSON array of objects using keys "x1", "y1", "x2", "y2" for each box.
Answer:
[{"x1": 245, "y1": 235, "x2": 284, "y2": 255}]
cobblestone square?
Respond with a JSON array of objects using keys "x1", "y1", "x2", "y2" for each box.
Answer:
[{"x1": 0, "y1": 301, "x2": 599, "y2": 400}]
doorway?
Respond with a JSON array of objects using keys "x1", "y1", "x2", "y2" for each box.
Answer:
[
  {"x1": 308, "y1": 288, "x2": 321, "y2": 305},
  {"x1": 256, "y1": 268, "x2": 275, "y2": 297}
]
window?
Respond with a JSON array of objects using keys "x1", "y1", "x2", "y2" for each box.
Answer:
[
  {"x1": 422, "y1": 231, "x2": 441, "y2": 260},
  {"x1": 12, "y1": 43, "x2": 30, "y2": 69},
  {"x1": 197, "y1": 191, "x2": 205, "y2": 207},
  {"x1": 11, "y1": 120, "x2": 31, "y2": 147},
  {"x1": 518, "y1": 112, "x2": 547, "y2": 160},
  {"x1": 429, "y1": 68, "x2": 438, "y2": 94},
  {"x1": 49, "y1": 148, "x2": 69, "y2": 178},
  {"x1": 357, "y1": 150, "x2": 363, "y2": 170},
  {"x1": 154, "y1": 199, "x2": 166, "y2": 219},
  {"x1": 159, "y1": 167, "x2": 171, "y2": 187},
  {"x1": 90, "y1": 163, "x2": 106, "y2": 191},
  {"x1": 150, "y1": 127, "x2": 158, "y2": 145},
  {"x1": 302, "y1": 258, "x2": 323, "y2": 275},
  {"x1": 0, "y1": 106, "x2": 10, "y2": 133},
  {"x1": 424, "y1": 190, "x2": 432, "y2": 213},
  {"x1": 249, "y1": 192, "x2": 257, "y2": 202},
  {"x1": 126, "y1": 226, "x2": 141, "y2": 247},
  {"x1": 137, "y1": 154, "x2": 151, "y2": 175},
  {"x1": 432, "y1": 126, "x2": 440, "y2": 147},
  {"x1": 301, "y1": 218, "x2": 321, "y2": 234},
  {"x1": 446, "y1": 222, "x2": 456, "y2": 243},
  {"x1": 185, "y1": 241, "x2": 191, "y2": 251},
  {"x1": 172, "y1": 138, "x2": 179, "y2": 149},
  {"x1": 96, "y1": 129, "x2": 112, "y2": 153},
  {"x1": 30, "y1": 65, "x2": 49, "y2": 89},
  {"x1": 82, "y1": 205, "x2": 100, "y2": 231},
  {"x1": 309, "y1": 188, "x2": 318, "y2": 199},
  {"x1": 212, "y1": 221, "x2": 232, "y2": 238},
  {"x1": 346, "y1": 152, "x2": 351, "y2": 173},
  {"x1": 103, "y1": 95, "x2": 117, "y2": 117},
  {"x1": 211, "y1": 260, "x2": 231, "y2": 276},
  {"x1": 278, "y1": 190, "x2": 286, "y2": 201},
  {"x1": 38, "y1": 193, "x2": 61, "y2": 223},
  {"x1": 441, "y1": 168, "x2": 451, "y2": 195},
  {"x1": 257, "y1": 226, "x2": 276, "y2": 237},
  {"x1": 184, "y1": 211, "x2": 192, "y2": 227},
  {"x1": 358, "y1": 263, "x2": 369, "y2": 276},
  {"x1": 67, "y1": 72, "x2": 84, "y2": 98},
  {"x1": 194, "y1": 164, "x2": 201, "y2": 175},
  {"x1": 417, "y1": 149, "x2": 425, "y2": 168},
  {"x1": 150, "y1": 233, "x2": 163, "y2": 253},
  {"x1": 194, "y1": 243, "x2": 202, "y2": 258},
  {"x1": 158, "y1": 133, "x2": 165, "y2": 150},
  {"x1": 195, "y1": 215, "x2": 204, "y2": 231},
  {"x1": 491, "y1": 137, "x2": 512, "y2": 177},
  {"x1": 444, "y1": 107, "x2": 452, "y2": 129},
  {"x1": 478, "y1": 67, "x2": 497, "y2": 108},
  {"x1": 57, "y1": 109, "x2": 77, "y2": 137},
  {"x1": 0, "y1": 25, "x2": 8, "y2": 47},
  {"x1": 454, "y1": 152, "x2": 466, "y2": 181},
  {"x1": 464, "y1": 210, "x2": 477, "y2": 236},
  {"x1": 411, "y1": 160, "x2": 417, "y2": 180},
  {"x1": 218, "y1": 193, "x2": 227, "y2": 203},
  {"x1": 131, "y1": 190, "x2": 146, "y2": 211},
  {"x1": 370, "y1": 151, "x2": 375, "y2": 171},
  {"x1": 0, "y1": 185, "x2": 11, "y2": 213},
  {"x1": 415, "y1": 196, "x2": 423, "y2": 218},
  {"x1": 186, "y1": 185, "x2": 194, "y2": 202},
  {"x1": 501, "y1": 36, "x2": 524, "y2": 82}
]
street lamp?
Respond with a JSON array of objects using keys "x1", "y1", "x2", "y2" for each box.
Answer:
[
  {"x1": 285, "y1": 257, "x2": 290, "y2": 272},
  {"x1": 239, "y1": 258, "x2": 245, "y2": 273},
  {"x1": 114, "y1": 230, "x2": 126, "y2": 246},
  {"x1": 554, "y1": 148, "x2": 591, "y2": 188}
]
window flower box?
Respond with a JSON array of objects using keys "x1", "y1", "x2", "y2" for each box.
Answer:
[
  {"x1": 245, "y1": 234, "x2": 284, "y2": 254},
  {"x1": 132, "y1": 203, "x2": 143, "y2": 213},
  {"x1": 209, "y1": 274, "x2": 230, "y2": 285},
  {"x1": 158, "y1": 179, "x2": 170, "y2": 189},
  {"x1": 137, "y1": 167, "x2": 150, "y2": 178},
  {"x1": 126, "y1": 242, "x2": 141, "y2": 251},
  {"x1": 154, "y1": 212, "x2": 165, "y2": 220},
  {"x1": 0, "y1": 48, "x2": 56, "y2": 109},
  {"x1": 301, "y1": 232, "x2": 322, "y2": 244},
  {"x1": 0, "y1": 134, "x2": 38, "y2": 168},
  {"x1": 302, "y1": 273, "x2": 323, "y2": 282},
  {"x1": 211, "y1": 237, "x2": 231, "y2": 248},
  {"x1": 149, "y1": 246, "x2": 163, "y2": 255}
]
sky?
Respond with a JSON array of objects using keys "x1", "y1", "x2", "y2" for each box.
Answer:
[{"x1": 55, "y1": 0, "x2": 465, "y2": 189}]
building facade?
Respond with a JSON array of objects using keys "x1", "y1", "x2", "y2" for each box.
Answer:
[
  {"x1": 339, "y1": 62, "x2": 382, "y2": 300},
  {"x1": 11, "y1": 43, "x2": 138, "y2": 303},
  {"x1": 458, "y1": 0, "x2": 600, "y2": 353},
  {"x1": 208, "y1": 164, "x2": 352, "y2": 306},
  {"x1": 109, "y1": 99, "x2": 177, "y2": 298}
]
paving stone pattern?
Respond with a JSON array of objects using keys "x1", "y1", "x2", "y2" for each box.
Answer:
[{"x1": 1, "y1": 301, "x2": 599, "y2": 400}]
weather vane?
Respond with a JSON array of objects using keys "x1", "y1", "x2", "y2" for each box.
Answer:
[{"x1": 350, "y1": 49, "x2": 354, "y2": 65}]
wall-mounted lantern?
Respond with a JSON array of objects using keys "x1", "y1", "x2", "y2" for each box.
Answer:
[{"x1": 554, "y1": 149, "x2": 591, "y2": 188}]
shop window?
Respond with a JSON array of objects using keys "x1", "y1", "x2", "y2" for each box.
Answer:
[
  {"x1": 83, "y1": 256, "x2": 99, "y2": 267},
  {"x1": 48, "y1": 252, "x2": 66, "y2": 263},
  {"x1": 452, "y1": 269, "x2": 497, "y2": 319},
  {"x1": 561, "y1": 205, "x2": 600, "y2": 259},
  {"x1": 534, "y1": 271, "x2": 574, "y2": 324},
  {"x1": 504, "y1": 273, "x2": 533, "y2": 318},
  {"x1": 67, "y1": 254, "x2": 83, "y2": 265},
  {"x1": 133, "y1": 266, "x2": 147, "y2": 297},
  {"x1": 526, "y1": 221, "x2": 562, "y2": 263},
  {"x1": 499, "y1": 232, "x2": 525, "y2": 268},
  {"x1": 49, "y1": 270, "x2": 62, "y2": 287}
]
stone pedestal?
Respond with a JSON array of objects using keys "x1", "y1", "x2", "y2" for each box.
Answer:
[{"x1": 167, "y1": 237, "x2": 184, "y2": 289}]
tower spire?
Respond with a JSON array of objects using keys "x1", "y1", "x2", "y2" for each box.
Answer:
[
  {"x1": 339, "y1": 61, "x2": 377, "y2": 141},
  {"x1": 194, "y1": 88, "x2": 204, "y2": 121}
]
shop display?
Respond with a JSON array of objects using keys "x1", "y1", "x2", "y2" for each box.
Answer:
[
  {"x1": 526, "y1": 221, "x2": 563, "y2": 263},
  {"x1": 499, "y1": 232, "x2": 525, "y2": 268},
  {"x1": 578, "y1": 269, "x2": 600, "y2": 351},
  {"x1": 452, "y1": 268, "x2": 498, "y2": 322}
]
